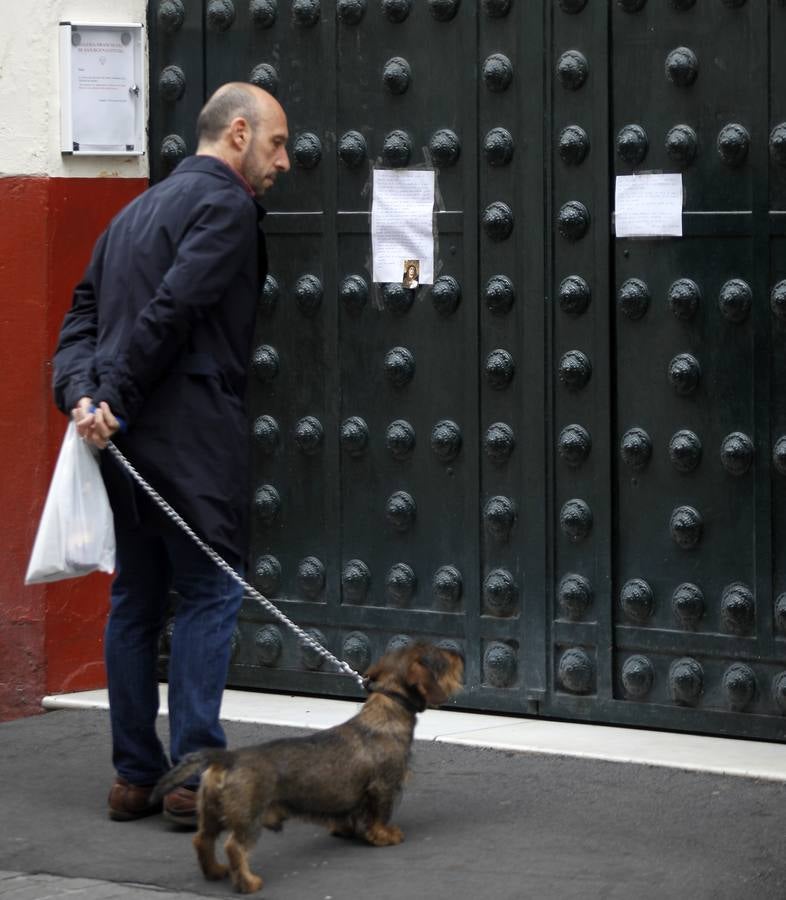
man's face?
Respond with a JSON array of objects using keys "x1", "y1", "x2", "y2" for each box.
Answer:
[{"x1": 241, "y1": 107, "x2": 290, "y2": 196}]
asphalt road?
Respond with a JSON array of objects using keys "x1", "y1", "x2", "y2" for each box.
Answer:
[{"x1": 2, "y1": 709, "x2": 786, "y2": 900}]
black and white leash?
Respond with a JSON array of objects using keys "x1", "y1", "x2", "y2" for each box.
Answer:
[{"x1": 105, "y1": 440, "x2": 366, "y2": 690}]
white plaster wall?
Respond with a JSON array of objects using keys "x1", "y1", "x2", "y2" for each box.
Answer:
[{"x1": 0, "y1": 0, "x2": 149, "y2": 178}]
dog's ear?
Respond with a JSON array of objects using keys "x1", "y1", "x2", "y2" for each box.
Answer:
[
  {"x1": 363, "y1": 660, "x2": 383, "y2": 687},
  {"x1": 405, "y1": 658, "x2": 448, "y2": 707}
]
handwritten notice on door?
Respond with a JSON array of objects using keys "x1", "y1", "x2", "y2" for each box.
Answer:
[
  {"x1": 614, "y1": 173, "x2": 683, "y2": 238},
  {"x1": 372, "y1": 169, "x2": 436, "y2": 284}
]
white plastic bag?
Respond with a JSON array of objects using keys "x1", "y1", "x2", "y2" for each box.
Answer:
[{"x1": 25, "y1": 421, "x2": 116, "y2": 584}]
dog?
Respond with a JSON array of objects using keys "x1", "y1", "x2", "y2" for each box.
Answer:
[{"x1": 150, "y1": 642, "x2": 464, "y2": 894}]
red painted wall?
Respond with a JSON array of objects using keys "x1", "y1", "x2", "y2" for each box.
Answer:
[
  {"x1": 0, "y1": 176, "x2": 147, "y2": 721},
  {"x1": 0, "y1": 177, "x2": 49, "y2": 720}
]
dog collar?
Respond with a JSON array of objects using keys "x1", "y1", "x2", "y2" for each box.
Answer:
[{"x1": 365, "y1": 684, "x2": 426, "y2": 715}]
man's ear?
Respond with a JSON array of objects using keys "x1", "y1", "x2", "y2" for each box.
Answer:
[{"x1": 228, "y1": 116, "x2": 250, "y2": 150}]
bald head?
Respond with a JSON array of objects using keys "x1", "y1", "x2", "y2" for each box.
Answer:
[
  {"x1": 195, "y1": 82, "x2": 290, "y2": 196},
  {"x1": 196, "y1": 82, "x2": 283, "y2": 146}
]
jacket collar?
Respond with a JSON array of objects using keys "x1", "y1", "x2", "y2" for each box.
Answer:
[{"x1": 171, "y1": 155, "x2": 267, "y2": 217}]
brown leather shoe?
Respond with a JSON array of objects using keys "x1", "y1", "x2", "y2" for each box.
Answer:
[
  {"x1": 163, "y1": 785, "x2": 198, "y2": 828},
  {"x1": 108, "y1": 777, "x2": 162, "y2": 822}
]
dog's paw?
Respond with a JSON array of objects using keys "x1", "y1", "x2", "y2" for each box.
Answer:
[
  {"x1": 365, "y1": 823, "x2": 404, "y2": 846},
  {"x1": 235, "y1": 873, "x2": 263, "y2": 894},
  {"x1": 204, "y1": 863, "x2": 228, "y2": 881}
]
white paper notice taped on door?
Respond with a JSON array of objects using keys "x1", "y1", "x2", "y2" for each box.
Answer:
[
  {"x1": 614, "y1": 173, "x2": 683, "y2": 238},
  {"x1": 372, "y1": 169, "x2": 436, "y2": 285}
]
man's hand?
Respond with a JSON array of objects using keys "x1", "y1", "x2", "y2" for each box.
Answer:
[{"x1": 72, "y1": 397, "x2": 120, "y2": 449}]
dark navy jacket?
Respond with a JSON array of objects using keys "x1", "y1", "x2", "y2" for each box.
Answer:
[{"x1": 53, "y1": 156, "x2": 268, "y2": 563}]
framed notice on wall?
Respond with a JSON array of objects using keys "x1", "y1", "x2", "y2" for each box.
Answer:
[{"x1": 59, "y1": 22, "x2": 145, "y2": 156}]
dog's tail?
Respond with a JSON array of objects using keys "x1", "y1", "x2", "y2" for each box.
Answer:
[{"x1": 148, "y1": 748, "x2": 232, "y2": 806}]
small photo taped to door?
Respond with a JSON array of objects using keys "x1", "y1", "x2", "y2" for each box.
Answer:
[{"x1": 402, "y1": 259, "x2": 420, "y2": 290}]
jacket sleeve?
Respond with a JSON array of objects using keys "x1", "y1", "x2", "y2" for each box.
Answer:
[
  {"x1": 95, "y1": 189, "x2": 257, "y2": 425},
  {"x1": 52, "y1": 233, "x2": 105, "y2": 415}
]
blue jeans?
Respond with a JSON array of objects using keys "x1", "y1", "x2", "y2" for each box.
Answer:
[{"x1": 105, "y1": 512, "x2": 245, "y2": 786}]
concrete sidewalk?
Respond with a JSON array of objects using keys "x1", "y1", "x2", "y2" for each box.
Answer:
[
  {"x1": 44, "y1": 686, "x2": 786, "y2": 782},
  {"x1": 2, "y1": 704, "x2": 786, "y2": 899}
]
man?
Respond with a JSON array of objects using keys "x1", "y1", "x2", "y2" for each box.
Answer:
[{"x1": 52, "y1": 83, "x2": 290, "y2": 825}]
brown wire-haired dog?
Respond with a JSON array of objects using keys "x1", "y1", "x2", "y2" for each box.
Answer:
[{"x1": 150, "y1": 643, "x2": 463, "y2": 894}]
